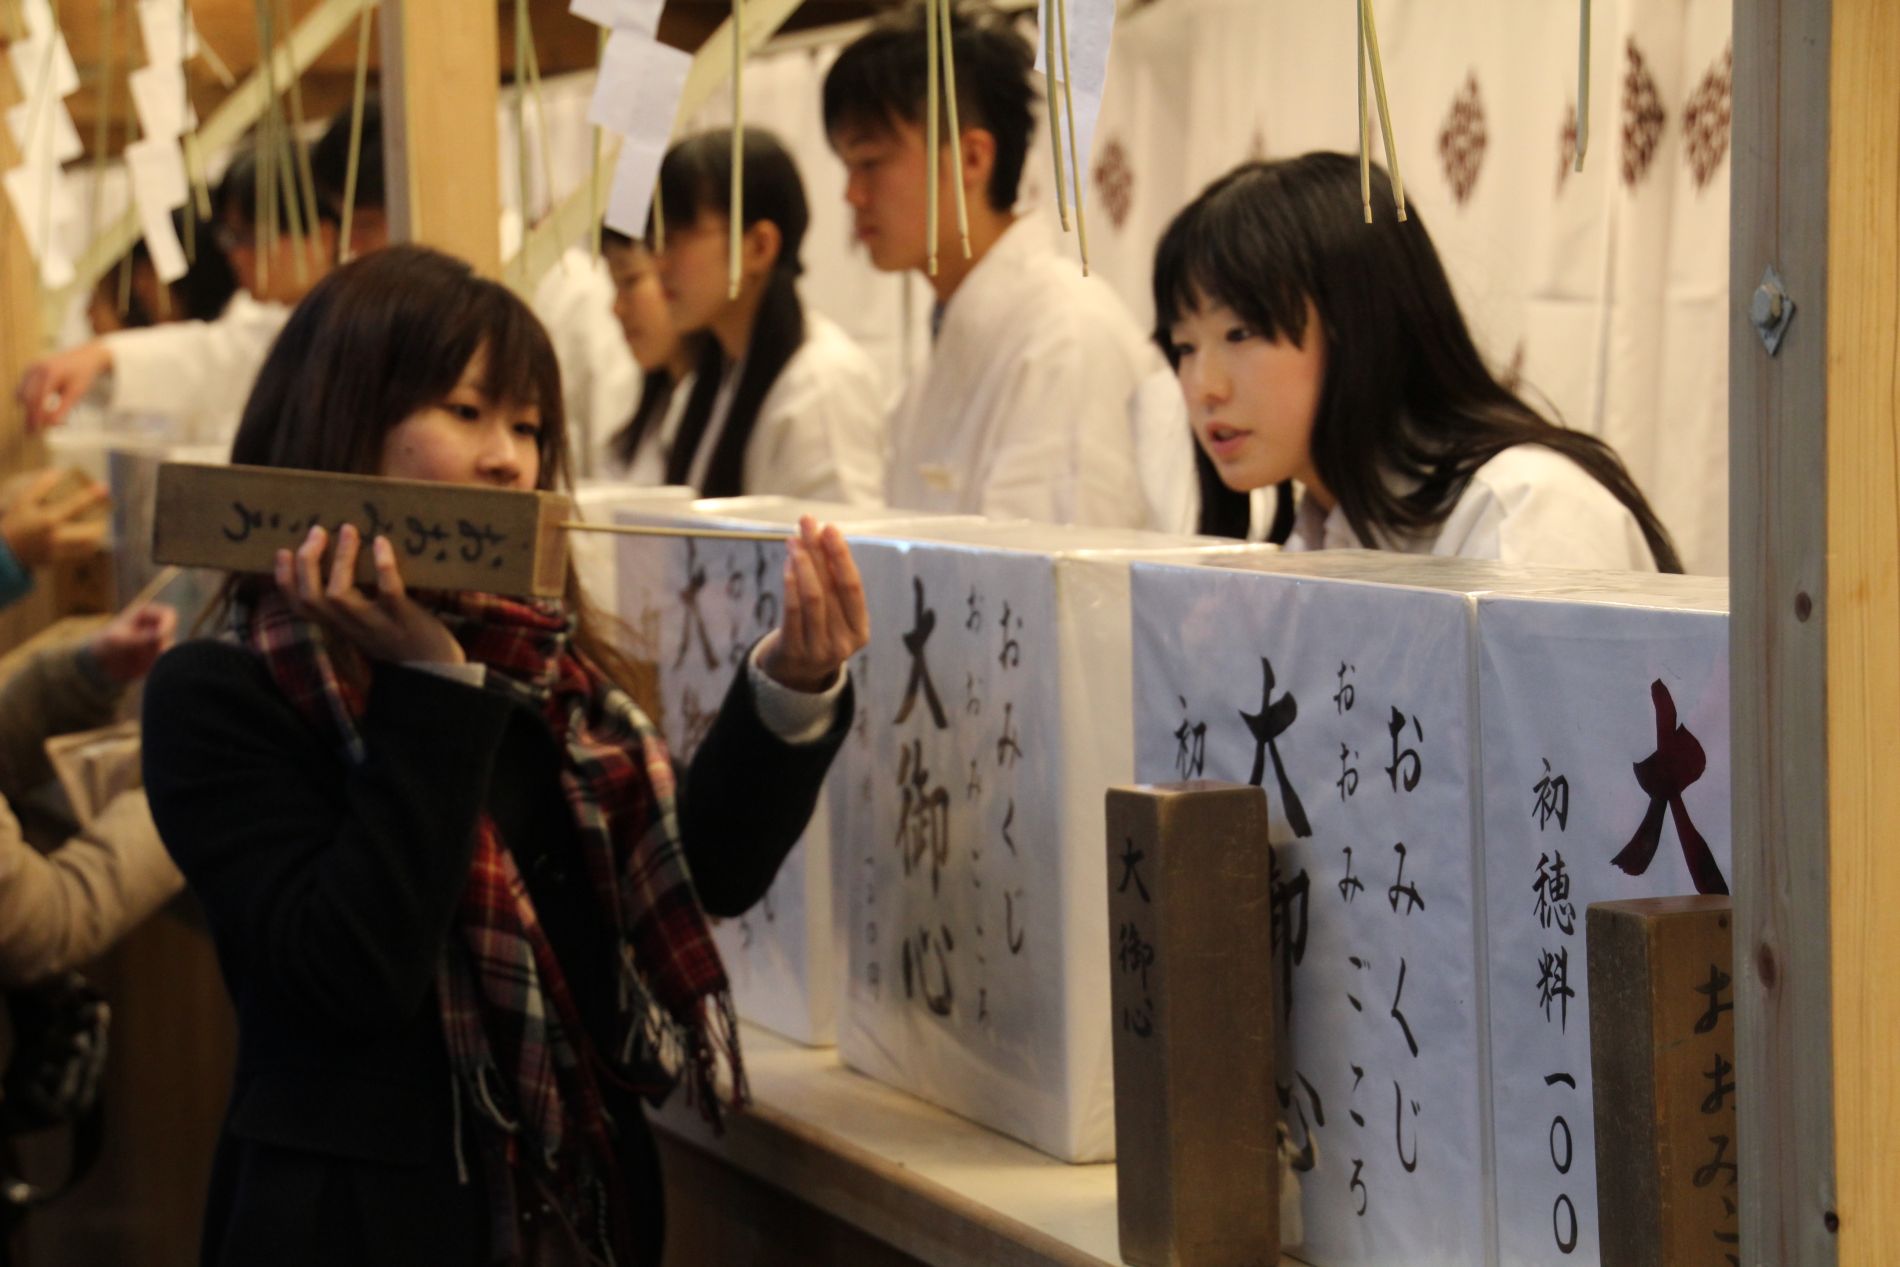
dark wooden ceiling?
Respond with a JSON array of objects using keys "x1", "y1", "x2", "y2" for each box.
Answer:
[{"x1": 8, "y1": 0, "x2": 892, "y2": 159}]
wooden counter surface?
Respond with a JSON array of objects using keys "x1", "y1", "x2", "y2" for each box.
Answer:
[{"x1": 652, "y1": 1024, "x2": 1122, "y2": 1267}]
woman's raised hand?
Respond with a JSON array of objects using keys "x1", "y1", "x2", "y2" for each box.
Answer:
[
  {"x1": 756, "y1": 516, "x2": 870, "y2": 693},
  {"x1": 275, "y1": 523, "x2": 466, "y2": 666},
  {"x1": 90, "y1": 599, "x2": 178, "y2": 684}
]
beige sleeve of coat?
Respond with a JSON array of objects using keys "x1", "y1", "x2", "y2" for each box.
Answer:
[
  {"x1": 0, "y1": 789, "x2": 185, "y2": 987},
  {"x1": 0, "y1": 643, "x2": 119, "y2": 801}
]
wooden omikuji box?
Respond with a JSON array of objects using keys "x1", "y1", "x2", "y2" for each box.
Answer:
[
  {"x1": 1127, "y1": 551, "x2": 1501, "y2": 1265},
  {"x1": 152, "y1": 462, "x2": 574, "y2": 598}
]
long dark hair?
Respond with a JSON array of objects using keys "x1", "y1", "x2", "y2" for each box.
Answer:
[
  {"x1": 659, "y1": 128, "x2": 808, "y2": 497},
  {"x1": 217, "y1": 244, "x2": 648, "y2": 692},
  {"x1": 1152, "y1": 153, "x2": 1681, "y2": 571}
]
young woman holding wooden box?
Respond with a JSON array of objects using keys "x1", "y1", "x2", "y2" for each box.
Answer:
[{"x1": 141, "y1": 244, "x2": 869, "y2": 1267}]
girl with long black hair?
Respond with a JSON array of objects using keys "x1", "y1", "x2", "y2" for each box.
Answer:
[
  {"x1": 646, "y1": 127, "x2": 885, "y2": 503},
  {"x1": 141, "y1": 244, "x2": 869, "y2": 1266},
  {"x1": 1153, "y1": 152, "x2": 1681, "y2": 571},
  {"x1": 599, "y1": 228, "x2": 697, "y2": 483}
]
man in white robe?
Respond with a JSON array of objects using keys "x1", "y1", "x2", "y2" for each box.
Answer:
[
  {"x1": 14, "y1": 107, "x2": 392, "y2": 443},
  {"x1": 823, "y1": 4, "x2": 1159, "y2": 527},
  {"x1": 18, "y1": 101, "x2": 630, "y2": 469}
]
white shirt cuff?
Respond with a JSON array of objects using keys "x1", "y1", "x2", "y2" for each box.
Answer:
[
  {"x1": 406, "y1": 661, "x2": 487, "y2": 688},
  {"x1": 746, "y1": 643, "x2": 848, "y2": 746}
]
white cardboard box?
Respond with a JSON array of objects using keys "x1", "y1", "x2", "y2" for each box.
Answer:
[
  {"x1": 610, "y1": 497, "x2": 978, "y2": 1047},
  {"x1": 838, "y1": 522, "x2": 1266, "y2": 1162},
  {"x1": 1475, "y1": 576, "x2": 1730, "y2": 1267},
  {"x1": 1130, "y1": 551, "x2": 1730, "y2": 1266},
  {"x1": 1130, "y1": 550, "x2": 1497, "y2": 1264}
]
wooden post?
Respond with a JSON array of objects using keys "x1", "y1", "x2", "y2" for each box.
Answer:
[
  {"x1": 1736, "y1": 0, "x2": 1900, "y2": 1260},
  {"x1": 1105, "y1": 782, "x2": 1277, "y2": 1267},
  {"x1": 0, "y1": 57, "x2": 45, "y2": 483},
  {"x1": 1586, "y1": 897, "x2": 1738, "y2": 1266},
  {"x1": 0, "y1": 55, "x2": 58, "y2": 655},
  {"x1": 379, "y1": 0, "x2": 502, "y2": 274},
  {"x1": 1731, "y1": 2, "x2": 1838, "y2": 1262},
  {"x1": 1822, "y1": 0, "x2": 1900, "y2": 1258}
]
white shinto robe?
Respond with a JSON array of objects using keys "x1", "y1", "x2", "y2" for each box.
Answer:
[
  {"x1": 884, "y1": 215, "x2": 1161, "y2": 526},
  {"x1": 678, "y1": 311, "x2": 886, "y2": 505},
  {"x1": 1288, "y1": 445, "x2": 1662, "y2": 570}
]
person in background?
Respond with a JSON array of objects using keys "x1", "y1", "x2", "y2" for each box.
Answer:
[
  {"x1": 823, "y1": 1, "x2": 1157, "y2": 526},
  {"x1": 0, "y1": 470, "x2": 108, "y2": 609},
  {"x1": 530, "y1": 238, "x2": 639, "y2": 483},
  {"x1": 0, "y1": 597, "x2": 183, "y2": 986},
  {"x1": 142, "y1": 244, "x2": 867, "y2": 1265},
  {"x1": 644, "y1": 128, "x2": 885, "y2": 504},
  {"x1": 598, "y1": 226, "x2": 697, "y2": 484},
  {"x1": 16, "y1": 101, "x2": 392, "y2": 439},
  {"x1": 84, "y1": 208, "x2": 241, "y2": 336},
  {"x1": 1154, "y1": 153, "x2": 1679, "y2": 570}
]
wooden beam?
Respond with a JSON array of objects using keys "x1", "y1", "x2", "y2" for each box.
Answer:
[
  {"x1": 1730, "y1": 1, "x2": 1839, "y2": 1263},
  {"x1": 503, "y1": 0, "x2": 806, "y2": 294},
  {"x1": 1825, "y1": 0, "x2": 1900, "y2": 1258},
  {"x1": 379, "y1": 0, "x2": 501, "y2": 273}
]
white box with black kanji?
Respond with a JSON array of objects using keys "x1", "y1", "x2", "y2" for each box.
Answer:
[
  {"x1": 611, "y1": 497, "x2": 975, "y2": 1047},
  {"x1": 837, "y1": 523, "x2": 1262, "y2": 1163},
  {"x1": 1130, "y1": 550, "x2": 1506, "y2": 1265},
  {"x1": 1476, "y1": 575, "x2": 1730, "y2": 1267}
]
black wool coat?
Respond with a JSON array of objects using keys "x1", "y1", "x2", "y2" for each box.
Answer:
[{"x1": 143, "y1": 639, "x2": 849, "y2": 1267}]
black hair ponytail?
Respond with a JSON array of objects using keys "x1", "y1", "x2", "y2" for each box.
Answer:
[{"x1": 654, "y1": 128, "x2": 810, "y2": 496}]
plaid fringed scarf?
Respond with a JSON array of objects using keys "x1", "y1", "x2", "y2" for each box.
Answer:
[{"x1": 238, "y1": 589, "x2": 745, "y2": 1265}]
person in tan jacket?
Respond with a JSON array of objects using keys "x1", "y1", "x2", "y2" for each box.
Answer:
[{"x1": 0, "y1": 601, "x2": 184, "y2": 986}]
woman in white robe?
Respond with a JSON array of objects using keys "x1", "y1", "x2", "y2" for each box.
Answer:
[
  {"x1": 644, "y1": 128, "x2": 886, "y2": 505},
  {"x1": 1152, "y1": 153, "x2": 1679, "y2": 572}
]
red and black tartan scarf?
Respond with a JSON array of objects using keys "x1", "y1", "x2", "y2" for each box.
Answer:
[{"x1": 238, "y1": 589, "x2": 744, "y2": 1264}]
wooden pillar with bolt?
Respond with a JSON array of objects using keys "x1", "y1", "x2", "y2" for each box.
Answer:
[{"x1": 1733, "y1": 0, "x2": 1900, "y2": 1261}]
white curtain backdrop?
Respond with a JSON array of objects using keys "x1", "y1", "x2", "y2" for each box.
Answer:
[{"x1": 597, "y1": 0, "x2": 1735, "y2": 572}]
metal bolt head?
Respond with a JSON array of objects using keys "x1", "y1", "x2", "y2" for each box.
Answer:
[
  {"x1": 1751, "y1": 283, "x2": 1785, "y2": 328},
  {"x1": 1753, "y1": 266, "x2": 1795, "y2": 356}
]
